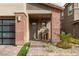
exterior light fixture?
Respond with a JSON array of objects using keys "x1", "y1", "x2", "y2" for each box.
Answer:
[{"x1": 16, "y1": 16, "x2": 21, "y2": 22}]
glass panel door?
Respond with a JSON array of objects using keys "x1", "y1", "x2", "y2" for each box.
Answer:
[
  {"x1": 0, "y1": 19, "x2": 15, "y2": 45},
  {"x1": 31, "y1": 22, "x2": 38, "y2": 40},
  {"x1": 0, "y1": 20, "x2": 2, "y2": 44}
]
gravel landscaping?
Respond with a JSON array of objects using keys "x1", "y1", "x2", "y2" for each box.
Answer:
[{"x1": 27, "y1": 41, "x2": 79, "y2": 56}]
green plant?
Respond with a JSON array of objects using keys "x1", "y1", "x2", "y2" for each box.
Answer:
[
  {"x1": 46, "y1": 42, "x2": 54, "y2": 52},
  {"x1": 17, "y1": 42, "x2": 30, "y2": 56},
  {"x1": 60, "y1": 32, "x2": 72, "y2": 42},
  {"x1": 57, "y1": 41, "x2": 72, "y2": 49},
  {"x1": 57, "y1": 32, "x2": 79, "y2": 49},
  {"x1": 69, "y1": 38, "x2": 79, "y2": 45},
  {"x1": 57, "y1": 32, "x2": 72, "y2": 49}
]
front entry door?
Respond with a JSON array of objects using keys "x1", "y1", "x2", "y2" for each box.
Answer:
[
  {"x1": 31, "y1": 22, "x2": 38, "y2": 40},
  {"x1": 31, "y1": 20, "x2": 48, "y2": 41},
  {"x1": 0, "y1": 19, "x2": 15, "y2": 45}
]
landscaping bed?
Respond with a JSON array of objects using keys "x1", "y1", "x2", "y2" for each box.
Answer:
[
  {"x1": 17, "y1": 42, "x2": 30, "y2": 56},
  {"x1": 56, "y1": 32, "x2": 79, "y2": 49}
]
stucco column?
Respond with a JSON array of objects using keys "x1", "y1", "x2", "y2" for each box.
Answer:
[
  {"x1": 15, "y1": 12, "x2": 27, "y2": 45},
  {"x1": 51, "y1": 9, "x2": 60, "y2": 43},
  {"x1": 26, "y1": 14, "x2": 30, "y2": 42},
  {"x1": 47, "y1": 21, "x2": 51, "y2": 40}
]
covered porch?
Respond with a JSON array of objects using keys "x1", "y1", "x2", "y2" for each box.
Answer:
[{"x1": 29, "y1": 14, "x2": 52, "y2": 42}]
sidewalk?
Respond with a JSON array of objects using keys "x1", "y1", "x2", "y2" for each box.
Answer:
[
  {"x1": 0, "y1": 45, "x2": 21, "y2": 56},
  {"x1": 27, "y1": 41, "x2": 48, "y2": 56}
]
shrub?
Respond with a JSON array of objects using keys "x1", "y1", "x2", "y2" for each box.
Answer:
[
  {"x1": 60, "y1": 32, "x2": 72, "y2": 42},
  {"x1": 69, "y1": 38, "x2": 79, "y2": 45},
  {"x1": 57, "y1": 32, "x2": 72, "y2": 49},
  {"x1": 57, "y1": 41, "x2": 72, "y2": 49},
  {"x1": 57, "y1": 32, "x2": 79, "y2": 49},
  {"x1": 46, "y1": 42, "x2": 54, "y2": 52},
  {"x1": 17, "y1": 42, "x2": 30, "y2": 56}
]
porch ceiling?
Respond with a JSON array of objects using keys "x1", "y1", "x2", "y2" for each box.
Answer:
[{"x1": 29, "y1": 14, "x2": 51, "y2": 19}]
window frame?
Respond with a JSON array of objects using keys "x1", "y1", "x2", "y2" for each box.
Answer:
[
  {"x1": 68, "y1": 4, "x2": 73, "y2": 16},
  {"x1": 61, "y1": 12, "x2": 64, "y2": 17}
]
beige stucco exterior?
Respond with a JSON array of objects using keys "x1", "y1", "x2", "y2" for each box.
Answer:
[
  {"x1": 26, "y1": 3, "x2": 52, "y2": 14},
  {"x1": 0, "y1": 3, "x2": 30, "y2": 43},
  {"x1": 0, "y1": 3, "x2": 62, "y2": 45},
  {"x1": 0, "y1": 3, "x2": 27, "y2": 16}
]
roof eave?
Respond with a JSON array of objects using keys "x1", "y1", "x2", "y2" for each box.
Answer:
[{"x1": 42, "y1": 3, "x2": 64, "y2": 11}]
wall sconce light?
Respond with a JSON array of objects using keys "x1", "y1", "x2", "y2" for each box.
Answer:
[{"x1": 16, "y1": 16, "x2": 21, "y2": 22}]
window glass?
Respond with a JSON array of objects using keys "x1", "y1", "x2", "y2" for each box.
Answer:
[
  {"x1": 0, "y1": 20, "x2": 2, "y2": 25},
  {"x1": 0, "y1": 33, "x2": 2, "y2": 38},
  {"x1": 3, "y1": 20, "x2": 15, "y2": 25},
  {"x1": 32, "y1": 23, "x2": 37, "y2": 29},
  {"x1": 3, "y1": 26, "x2": 15, "y2": 32},
  {"x1": 0, "y1": 26, "x2": 2, "y2": 31},
  {"x1": 61, "y1": 12, "x2": 64, "y2": 16},
  {"x1": 32, "y1": 23, "x2": 36, "y2": 26},
  {"x1": 0, "y1": 39, "x2": 2, "y2": 44},
  {"x1": 78, "y1": 3, "x2": 79, "y2": 8},
  {"x1": 3, "y1": 33, "x2": 15, "y2": 38},
  {"x1": 3, "y1": 39, "x2": 15, "y2": 44},
  {"x1": 0, "y1": 19, "x2": 15, "y2": 45},
  {"x1": 68, "y1": 5, "x2": 73, "y2": 16}
]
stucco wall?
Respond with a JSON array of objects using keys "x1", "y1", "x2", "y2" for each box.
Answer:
[
  {"x1": 0, "y1": 3, "x2": 26, "y2": 16},
  {"x1": 26, "y1": 3, "x2": 52, "y2": 14},
  {"x1": 46, "y1": 21, "x2": 51, "y2": 39}
]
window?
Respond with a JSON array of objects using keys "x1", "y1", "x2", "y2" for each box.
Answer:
[
  {"x1": 61, "y1": 12, "x2": 64, "y2": 17},
  {"x1": 68, "y1": 5, "x2": 73, "y2": 16},
  {"x1": 78, "y1": 3, "x2": 79, "y2": 8},
  {"x1": 32, "y1": 23, "x2": 36, "y2": 26}
]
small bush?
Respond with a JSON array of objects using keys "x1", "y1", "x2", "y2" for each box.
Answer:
[
  {"x1": 57, "y1": 32, "x2": 72, "y2": 49},
  {"x1": 46, "y1": 42, "x2": 54, "y2": 52},
  {"x1": 60, "y1": 32, "x2": 72, "y2": 42},
  {"x1": 57, "y1": 41, "x2": 72, "y2": 49},
  {"x1": 69, "y1": 38, "x2": 79, "y2": 45},
  {"x1": 57, "y1": 32, "x2": 79, "y2": 49},
  {"x1": 17, "y1": 42, "x2": 30, "y2": 56}
]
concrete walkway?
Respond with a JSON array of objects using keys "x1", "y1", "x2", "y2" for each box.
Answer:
[
  {"x1": 27, "y1": 41, "x2": 79, "y2": 56},
  {"x1": 0, "y1": 45, "x2": 21, "y2": 56},
  {"x1": 27, "y1": 41, "x2": 48, "y2": 56}
]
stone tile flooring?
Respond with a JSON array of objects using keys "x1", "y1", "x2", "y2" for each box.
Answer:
[
  {"x1": 27, "y1": 41, "x2": 79, "y2": 56},
  {"x1": 0, "y1": 45, "x2": 21, "y2": 56}
]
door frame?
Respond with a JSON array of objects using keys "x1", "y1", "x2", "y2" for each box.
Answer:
[{"x1": 29, "y1": 18, "x2": 48, "y2": 41}]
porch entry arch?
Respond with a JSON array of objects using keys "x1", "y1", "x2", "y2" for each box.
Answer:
[{"x1": 29, "y1": 14, "x2": 52, "y2": 41}]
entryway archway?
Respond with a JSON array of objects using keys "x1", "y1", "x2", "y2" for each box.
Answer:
[{"x1": 29, "y1": 14, "x2": 51, "y2": 42}]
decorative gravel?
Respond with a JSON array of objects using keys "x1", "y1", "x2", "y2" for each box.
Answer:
[{"x1": 27, "y1": 41, "x2": 79, "y2": 56}]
